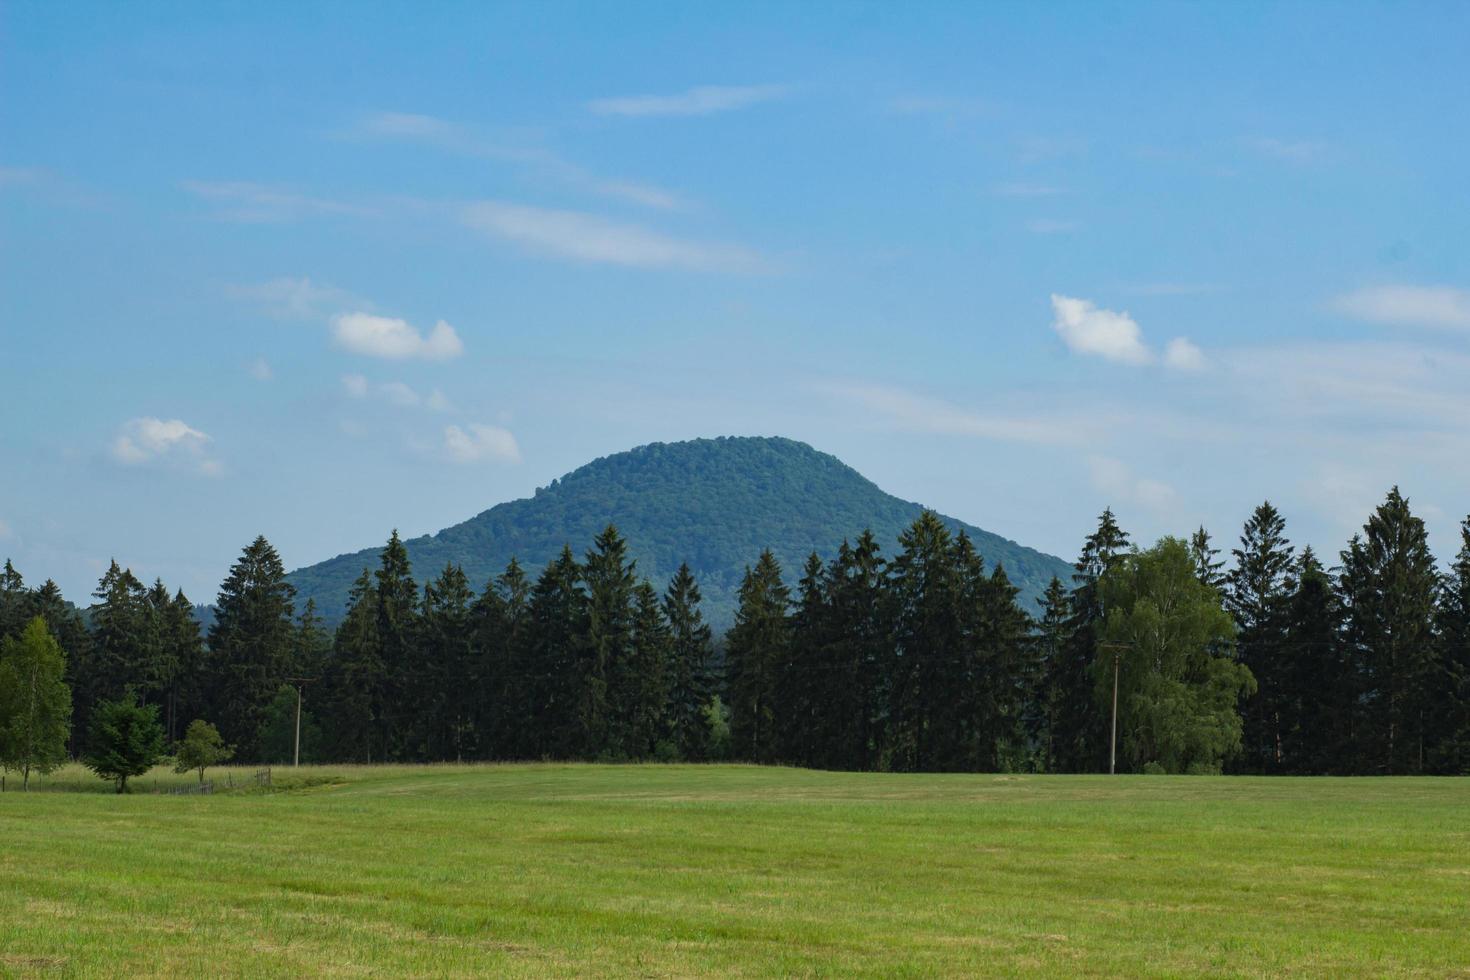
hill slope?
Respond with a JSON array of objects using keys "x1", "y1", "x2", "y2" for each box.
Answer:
[{"x1": 286, "y1": 436, "x2": 1073, "y2": 629}]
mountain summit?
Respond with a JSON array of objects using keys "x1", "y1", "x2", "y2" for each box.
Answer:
[{"x1": 286, "y1": 436, "x2": 1073, "y2": 629}]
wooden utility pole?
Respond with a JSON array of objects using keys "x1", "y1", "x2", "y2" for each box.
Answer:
[
  {"x1": 1098, "y1": 643, "x2": 1132, "y2": 775},
  {"x1": 283, "y1": 677, "x2": 317, "y2": 767}
]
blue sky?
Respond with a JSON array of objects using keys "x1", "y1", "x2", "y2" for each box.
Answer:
[{"x1": 3, "y1": 1, "x2": 1469, "y2": 603}]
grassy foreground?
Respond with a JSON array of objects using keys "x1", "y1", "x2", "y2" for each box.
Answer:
[{"x1": 1, "y1": 765, "x2": 1468, "y2": 977}]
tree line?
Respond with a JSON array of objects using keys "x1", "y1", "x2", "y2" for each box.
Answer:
[{"x1": 2, "y1": 485, "x2": 1468, "y2": 784}]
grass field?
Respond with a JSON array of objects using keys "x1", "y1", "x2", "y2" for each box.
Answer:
[{"x1": 2, "y1": 764, "x2": 1468, "y2": 977}]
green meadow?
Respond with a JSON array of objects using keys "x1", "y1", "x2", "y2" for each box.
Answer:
[{"x1": 1, "y1": 764, "x2": 1467, "y2": 977}]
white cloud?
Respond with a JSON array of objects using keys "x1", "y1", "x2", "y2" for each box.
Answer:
[
  {"x1": 0, "y1": 518, "x2": 11, "y2": 540},
  {"x1": 1088, "y1": 456, "x2": 1177, "y2": 513},
  {"x1": 1332, "y1": 285, "x2": 1470, "y2": 331},
  {"x1": 342, "y1": 376, "x2": 453, "y2": 411},
  {"x1": 588, "y1": 84, "x2": 786, "y2": 118},
  {"x1": 1164, "y1": 337, "x2": 1206, "y2": 371},
  {"x1": 1248, "y1": 137, "x2": 1326, "y2": 164},
  {"x1": 444, "y1": 424, "x2": 521, "y2": 464},
  {"x1": 248, "y1": 358, "x2": 273, "y2": 381},
  {"x1": 341, "y1": 373, "x2": 370, "y2": 398},
  {"x1": 826, "y1": 382, "x2": 1091, "y2": 446},
  {"x1": 110, "y1": 417, "x2": 218, "y2": 475},
  {"x1": 331, "y1": 312, "x2": 464, "y2": 361},
  {"x1": 1050, "y1": 295, "x2": 1154, "y2": 366},
  {"x1": 426, "y1": 389, "x2": 452, "y2": 412},
  {"x1": 461, "y1": 201, "x2": 767, "y2": 272},
  {"x1": 229, "y1": 277, "x2": 365, "y2": 320},
  {"x1": 181, "y1": 181, "x2": 373, "y2": 223}
]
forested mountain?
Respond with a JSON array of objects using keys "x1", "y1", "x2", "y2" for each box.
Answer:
[{"x1": 286, "y1": 437, "x2": 1073, "y2": 628}]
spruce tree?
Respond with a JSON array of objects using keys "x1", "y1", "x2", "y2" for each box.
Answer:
[
  {"x1": 1338, "y1": 488, "x2": 1441, "y2": 774},
  {"x1": 83, "y1": 697, "x2": 165, "y2": 793},
  {"x1": 207, "y1": 536, "x2": 297, "y2": 761},
  {"x1": 821, "y1": 530, "x2": 889, "y2": 772},
  {"x1": 581, "y1": 526, "x2": 636, "y2": 757},
  {"x1": 522, "y1": 547, "x2": 585, "y2": 758},
  {"x1": 325, "y1": 569, "x2": 380, "y2": 762},
  {"x1": 1030, "y1": 577, "x2": 1071, "y2": 772},
  {"x1": 1227, "y1": 502, "x2": 1295, "y2": 772},
  {"x1": 781, "y1": 551, "x2": 831, "y2": 766},
  {"x1": 0, "y1": 617, "x2": 73, "y2": 789},
  {"x1": 624, "y1": 581, "x2": 672, "y2": 758},
  {"x1": 725, "y1": 550, "x2": 790, "y2": 763},
  {"x1": 1054, "y1": 509, "x2": 1130, "y2": 771},
  {"x1": 420, "y1": 564, "x2": 475, "y2": 761},
  {"x1": 1189, "y1": 526, "x2": 1227, "y2": 592},
  {"x1": 663, "y1": 563, "x2": 714, "y2": 761},
  {"x1": 474, "y1": 558, "x2": 528, "y2": 759},
  {"x1": 373, "y1": 530, "x2": 420, "y2": 761},
  {"x1": 1434, "y1": 518, "x2": 1470, "y2": 773},
  {"x1": 1280, "y1": 548, "x2": 1346, "y2": 773},
  {"x1": 0, "y1": 559, "x2": 27, "y2": 640}
]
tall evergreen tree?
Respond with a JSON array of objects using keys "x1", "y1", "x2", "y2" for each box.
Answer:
[
  {"x1": 420, "y1": 564, "x2": 475, "y2": 761},
  {"x1": 623, "y1": 581, "x2": 672, "y2": 758},
  {"x1": 1434, "y1": 518, "x2": 1470, "y2": 774},
  {"x1": 581, "y1": 526, "x2": 636, "y2": 757},
  {"x1": 1053, "y1": 509, "x2": 1130, "y2": 771},
  {"x1": 662, "y1": 563, "x2": 714, "y2": 761},
  {"x1": 521, "y1": 547, "x2": 585, "y2": 758},
  {"x1": 1280, "y1": 547, "x2": 1346, "y2": 773},
  {"x1": 475, "y1": 558, "x2": 528, "y2": 759},
  {"x1": 1338, "y1": 488, "x2": 1441, "y2": 774},
  {"x1": 1189, "y1": 526, "x2": 1227, "y2": 593},
  {"x1": 1029, "y1": 577, "x2": 1072, "y2": 772},
  {"x1": 725, "y1": 550, "x2": 790, "y2": 763},
  {"x1": 887, "y1": 511, "x2": 964, "y2": 772},
  {"x1": 820, "y1": 530, "x2": 890, "y2": 771},
  {"x1": 0, "y1": 559, "x2": 28, "y2": 639},
  {"x1": 1227, "y1": 502, "x2": 1295, "y2": 772},
  {"x1": 780, "y1": 551, "x2": 831, "y2": 766},
  {"x1": 0, "y1": 617, "x2": 73, "y2": 789},
  {"x1": 325, "y1": 569, "x2": 380, "y2": 762},
  {"x1": 373, "y1": 530, "x2": 420, "y2": 761},
  {"x1": 206, "y1": 536, "x2": 297, "y2": 760}
]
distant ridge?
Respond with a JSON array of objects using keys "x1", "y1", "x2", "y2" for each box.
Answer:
[{"x1": 286, "y1": 436, "x2": 1074, "y2": 629}]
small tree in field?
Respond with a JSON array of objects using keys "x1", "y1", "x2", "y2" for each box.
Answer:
[
  {"x1": 84, "y1": 698, "x2": 165, "y2": 793},
  {"x1": 174, "y1": 719, "x2": 232, "y2": 783},
  {"x1": 0, "y1": 617, "x2": 73, "y2": 790}
]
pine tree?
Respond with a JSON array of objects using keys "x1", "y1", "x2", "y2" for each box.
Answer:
[
  {"x1": 624, "y1": 582, "x2": 672, "y2": 758},
  {"x1": 1227, "y1": 502, "x2": 1295, "y2": 772},
  {"x1": 663, "y1": 563, "x2": 714, "y2": 761},
  {"x1": 1030, "y1": 577, "x2": 1071, "y2": 772},
  {"x1": 0, "y1": 617, "x2": 73, "y2": 789},
  {"x1": 0, "y1": 559, "x2": 28, "y2": 639},
  {"x1": 1280, "y1": 548, "x2": 1346, "y2": 773},
  {"x1": 87, "y1": 561, "x2": 153, "y2": 706},
  {"x1": 821, "y1": 531, "x2": 889, "y2": 771},
  {"x1": 781, "y1": 551, "x2": 831, "y2": 766},
  {"x1": 373, "y1": 530, "x2": 420, "y2": 761},
  {"x1": 83, "y1": 697, "x2": 165, "y2": 793},
  {"x1": 725, "y1": 550, "x2": 790, "y2": 763},
  {"x1": 474, "y1": 558, "x2": 528, "y2": 759},
  {"x1": 887, "y1": 511, "x2": 964, "y2": 772},
  {"x1": 1054, "y1": 509, "x2": 1130, "y2": 772},
  {"x1": 522, "y1": 547, "x2": 585, "y2": 758},
  {"x1": 1434, "y1": 518, "x2": 1470, "y2": 773},
  {"x1": 325, "y1": 569, "x2": 380, "y2": 762},
  {"x1": 31, "y1": 578, "x2": 91, "y2": 754},
  {"x1": 206, "y1": 536, "x2": 297, "y2": 760},
  {"x1": 977, "y1": 562, "x2": 1032, "y2": 772},
  {"x1": 160, "y1": 589, "x2": 205, "y2": 743},
  {"x1": 1189, "y1": 526, "x2": 1227, "y2": 592},
  {"x1": 1338, "y1": 488, "x2": 1441, "y2": 774},
  {"x1": 420, "y1": 564, "x2": 475, "y2": 761},
  {"x1": 581, "y1": 526, "x2": 636, "y2": 758}
]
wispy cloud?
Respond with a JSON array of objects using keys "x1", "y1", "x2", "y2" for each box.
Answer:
[
  {"x1": 444, "y1": 423, "x2": 521, "y2": 464},
  {"x1": 110, "y1": 417, "x2": 220, "y2": 476},
  {"x1": 343, "y1": 375, "x2": 452, "y2": 411},
  {"x1": 1088, "y1": 455, "x2": 1177, "y2": 513},
  {"x1": 1248, "y1": 137, "x2": 1327, "y2": 164},
  {"x1": 460, "y1": 201, "x2": 768, "y2": 272},
  {"x1": 348, "y1": 112, "x2": 682, "y2": 209},
  {"x1": 992, "y1": 182, "x2": 1068, "y2": 198},
  {"x1": 247, "y1": 358, "x2": 273, "y2": 382},
  {"x1": 1332, "y1": 284, "x2": 1470, "y2": 331},
  {"x1": 228, "y1": 277, "x2": 367, "y2": 320},
  {"x1": 824, "y1": 382, "x2": 1093, "y2": 446},
  {"x1": 1050, "y1": 294, "x2": 1203, "y2": 370},
  {"x1": 181, "y1": 181, "x2": 374, "y2": 223},
  {"x1": 1026, "y1": 218, "x2": 1079, "y2": 235},
  {"x1": 588, "y1": 84, "x2": 787, "y2": 118},
  {"x1": 331, "y1": 312, "x2": 464, "y2": 361},
  {"x1": 0, "y1": 518, "x2": 12, "y2": 541}
]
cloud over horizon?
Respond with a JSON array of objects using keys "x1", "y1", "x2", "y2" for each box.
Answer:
[{"x1": 444, "y1": 423, "x2": 521, "y2": 464}]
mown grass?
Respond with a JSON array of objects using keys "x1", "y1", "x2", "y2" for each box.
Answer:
[{"x1": 2, "y1": 764, "x2": 1467, "y2": 977}]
